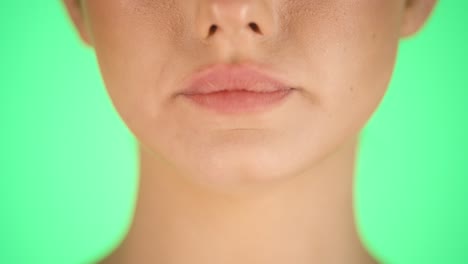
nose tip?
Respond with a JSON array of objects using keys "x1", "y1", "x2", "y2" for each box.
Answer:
[{"x1": 196, "y1": 1, "x2": 275, "y2": 41}]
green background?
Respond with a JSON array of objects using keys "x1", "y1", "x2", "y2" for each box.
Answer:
[{"x1": 0, "y1": 2, "x2": 466, "y2": 264}]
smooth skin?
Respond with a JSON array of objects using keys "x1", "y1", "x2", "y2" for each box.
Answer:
[{"x1": 64, "y1": 0, "x2": 437, "y2": 263}]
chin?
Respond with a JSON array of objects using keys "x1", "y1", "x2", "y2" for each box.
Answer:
[{"x1": 167, "y1": 144, "x2": 311, "y2": 195}]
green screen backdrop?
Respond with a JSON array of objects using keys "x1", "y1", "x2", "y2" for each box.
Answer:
[{"x1": 0, "y1": 2, "x2": 467, "y2": 264}]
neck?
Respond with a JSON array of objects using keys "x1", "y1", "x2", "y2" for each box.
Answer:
[{"x1": 99, "y1": 135, "x2": 379, "y2": 264}]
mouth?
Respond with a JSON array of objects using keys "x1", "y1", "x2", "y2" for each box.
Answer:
[{"x1": 177, "y1": 63, "x2": 296, "y2": 114}]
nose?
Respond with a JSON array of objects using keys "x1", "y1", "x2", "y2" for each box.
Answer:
[{"x1": 195, "y1": 0, "x2": 276, "y2": 41}]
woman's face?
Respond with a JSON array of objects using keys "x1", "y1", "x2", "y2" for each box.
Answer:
[{"x1": 66, "y1": 0, "x2": 434, "y2": 188}]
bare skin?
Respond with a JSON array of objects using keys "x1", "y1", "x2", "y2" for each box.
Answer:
[{"x1": 63, "y1": 0, "x2": 437, "y2": 263}]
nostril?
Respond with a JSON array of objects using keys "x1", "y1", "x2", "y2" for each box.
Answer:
[
  {"x1": 208, "y1": 25, "x2": 218, "y2": 37},
  {"x1": 206, "y1": 23, "x2": 263, "y2": 38},
  {"x1": 248, "y1": 22, "x2": 262, "y2": 34}
]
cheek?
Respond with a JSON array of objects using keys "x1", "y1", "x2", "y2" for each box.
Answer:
[
  {"x1": 84, "y1": 1, "x2": 180, "y2": 129},
  {"x1": 291, "y1": 1, "x2": 403, "y2": 131}
]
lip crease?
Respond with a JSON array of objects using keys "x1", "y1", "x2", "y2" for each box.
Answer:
[{"x1": 178, "y1": 63, "x2": 295, "y2": 114}]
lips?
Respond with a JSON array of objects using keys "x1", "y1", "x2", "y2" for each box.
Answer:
[{"x1": 178, "y1": 64, "x2": 295, "y2": 114}]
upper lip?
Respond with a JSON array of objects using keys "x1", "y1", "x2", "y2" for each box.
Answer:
[{"x1": 179, "y1": 63, "x2": 294, "y2": 95}]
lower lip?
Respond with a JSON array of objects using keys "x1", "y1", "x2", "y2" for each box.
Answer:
[{"x1": 182, "y1": 89, "x2": 293, "y2": 114}]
